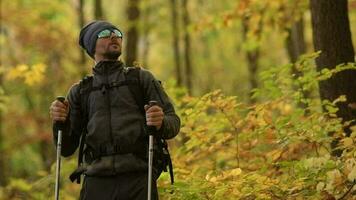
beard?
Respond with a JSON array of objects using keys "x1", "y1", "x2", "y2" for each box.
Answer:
[{"x1": 103, "y1": 50, "x2": 121, "y2": 60}]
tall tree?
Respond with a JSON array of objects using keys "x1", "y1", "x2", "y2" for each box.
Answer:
[
  {"x1": 310, "y1": 1, "x2": 356, "y2": 136},
  {"x1": 182, "y1": 0, "x2": 192, "y2": 94},
  {"x1": 0, "y1": 78, "x2": 5, "y2": 186},
  {"x1": 126, "y1": 0, "x2": 141, "y2": 66},
  {"x1": 76, "y1": 0, "x2": 87, "y2": 76},
  {"x1": 242, "y1": 17, "x2": 261, "y2": 104},
  {"x1": 141, "y1": 0, "x2": 151, "y2": 68},
  {"x1": 286, "y1": 19, "x2": 306, "y2": 67},
  {"x1": 285, "y1": 18, "x2": 309, "y2": 110},
  {"x1": 0, "y1": 6, "x2": 7, "y2": 185},
  {"x1": 170, "y1": 0, "x2": 183, "y2": 87},
  {"x1": 94, "y1": 0, "x2": 104, "y2": 20}
]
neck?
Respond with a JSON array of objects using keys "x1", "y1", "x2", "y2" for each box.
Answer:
[
  {"x1": 94, "y1": 58, "x2": 118, "y2": 64},
  {"x1": 94, "y1": 52, "x2": 121, "y2": 63}
]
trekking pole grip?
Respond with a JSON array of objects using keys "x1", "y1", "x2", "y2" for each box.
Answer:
[
  {"x1": 148, "y1": 100, "x2": 158, "y2": 108},
  {"x1": 147, "y1": 100, "x2": 158, "y2": 134},
  {"x1": 55, "y1": 96, "x2": 66, "y2": 129},
  {"x1": 56, "y1": 96, "x2": 65, "y2": 105}
]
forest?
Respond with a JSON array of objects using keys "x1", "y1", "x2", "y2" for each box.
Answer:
[{"x1": 1, "y1": 0, "x2": 356, "y2": 199}]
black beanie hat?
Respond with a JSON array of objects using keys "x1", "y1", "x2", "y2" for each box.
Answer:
[{"x1": 79, "y1": 20, "x2": 120, "y2": 59}]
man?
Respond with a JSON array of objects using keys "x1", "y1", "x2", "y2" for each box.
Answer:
[{"x1": 49, "y1": 20, "x2": 180, "y2": 200}]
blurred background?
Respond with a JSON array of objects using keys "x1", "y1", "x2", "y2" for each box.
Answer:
[{"x1": 2, "y1": 0, "x2": 356, "y2": 199}]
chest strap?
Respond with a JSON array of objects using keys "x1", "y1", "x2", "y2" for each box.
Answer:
[
  {"x1": 86, "y1": 140, "x2": 147, "y2": 161},
  {"x1": 80, "y1": 79, "x2": 139, "y2": 95}
]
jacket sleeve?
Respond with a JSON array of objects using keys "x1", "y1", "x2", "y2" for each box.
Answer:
[
  {"x1": 140, "y1": 69, "x2": 181, "y2": 139},
  {"x1": 52, "y1": 83, "x2": 83, "y2": 157}
]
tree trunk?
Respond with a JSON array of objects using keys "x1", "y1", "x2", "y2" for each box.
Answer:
[
  {"x1": 310, "y1": 0, "x2": 356, "y2": 128},
  {"x1": 286, "y1": 19, "x2": 306, "y2": 63},
  {"x1": 242, "y1": 18, "x2": 259, "y2": 104},
  {"x1": 141, "y1": 0, "x2": 151, "y2": 68},
  {"x1": 0, "y1": 16, "x2": 7, "y2": 186},
  {"x1": 77, "y1": 0, "x2": 87, "y2": 76},
  {"x1": 310, "y1": 0, "x2": 356, "y2": 156},
  {"x1": 182, "y1": 0, "x2": 192, "y2": 95},
  {"x1": 0, "y1": 115, "x2": 5, "y2": 186},
  {"x1": 126, "y1": 0, "x2": 141, "y2": 67},
  {"x1": 285, "y1": 18, "x2": 309, "y2": 110},
  {"x1": 94, "y1": 0, "x2": 104, "y2": 20},
  {"x1": 170, "y1": 0, "x2": 183, "y2": 87},
  {"x1": 0, "y1": 78, "x2": 6, "y2": 186}
]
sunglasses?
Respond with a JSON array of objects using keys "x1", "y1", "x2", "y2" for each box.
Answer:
[{"x1": 97, "y1": 29, "x2": 123, "y2": 39}]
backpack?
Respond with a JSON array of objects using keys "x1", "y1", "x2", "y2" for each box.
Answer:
[{"x1": 69, "y1": 67, "x2": 174, "y2": 185}]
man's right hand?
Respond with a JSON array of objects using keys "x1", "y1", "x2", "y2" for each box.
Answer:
[{"x1": 50, "y1": 99, "x2": 69, "y2": 122}]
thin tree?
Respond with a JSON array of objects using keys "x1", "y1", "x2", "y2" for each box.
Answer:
[
  {"x1": 141, "y1": 0, "x2": 151, "y2": 68},
  {"x1": 76, "y1": 0, "x2": 87, "y2": 76},
  {"x1": 182, "y1": 0, "x2": 192, "y2": 94},
  {"x1": 310, "y1": 0, "x2": 356, "y2": 155},
  {"x1": 0, "y1": 77, "x2": 5, "y2": 186},
  {"x1": 285, "y1": 17, "x2": 309, "y2": 110},
  {"x1": 94, "y1": 0, "x2": 104, "y2": 20},
  {"x1": 242, "y1": 16, "x2": 261, "y2": 104},
  {"x1": 0, "y1": 4, "x2": 7, "y2": 184},
  {"x1": 126, "y1": 0, "x2": 141, "y2": 66},
  {"x1": 286, "y1": 19, "x2": 306, "y2": 70},
  {"x1": 170, "y1": 0, "x2": 183, "y2": 87}
]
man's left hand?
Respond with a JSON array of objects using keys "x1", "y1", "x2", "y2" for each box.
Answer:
[{"x1": 144, "y1": 105, "x2": 164, "y2": 130}]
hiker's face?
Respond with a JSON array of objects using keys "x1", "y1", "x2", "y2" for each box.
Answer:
[{"x1": 95, "y1": 31, "x2": 122, "y2": 60}]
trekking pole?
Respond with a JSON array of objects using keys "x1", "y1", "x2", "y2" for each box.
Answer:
[
  {"x1": 147, "y1": 100, "x2": 158, "y2": 200},
  {"x1": 55, "y1": 96, "x2": 65, "y2": 200}
]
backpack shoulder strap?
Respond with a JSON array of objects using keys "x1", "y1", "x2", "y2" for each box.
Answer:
[
  {"x1": 70, "y1": 75, "x2": 93, "y2": 183},
  {"x1": 78, "y1": 75, "x2": 93, "y2": 157},
  {"x1": 124, "y1": 67, "x2": 147, "y2": 115}
]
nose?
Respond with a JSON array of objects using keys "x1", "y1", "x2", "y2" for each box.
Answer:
[{"x1": 110, "y1": 32, "x2": 119, "y2": 39}]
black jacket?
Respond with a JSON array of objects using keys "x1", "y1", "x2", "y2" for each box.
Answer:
[{"x1": 53, "y1": 60, "x2": 180, "y2": 176}]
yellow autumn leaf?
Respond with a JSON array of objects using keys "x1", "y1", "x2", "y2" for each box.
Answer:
[
  {"x1": 316, "y1": 182, "x2": 325, "y2": 191},
  {"x1": 5, "y1": 63, "x2": 46, "y2": 86},
  {"x1": 209, "y1": 176, "x2": 218, "y2": 182},
  {"x1": 289, "y1": 180, "x2": 305, "y2": 191},
  {"x1": 5, "y1": 64, "x2": 29, "y2": 80},
  {"x1": 282, "y1": 104, "x2": 292, "y2": 114},
  {"x1": 256, "y1": 115, "x2": 267, "y2": 126},
  {"x1": 333, "y1": 95, "x2": 347, "y2": 104},
  {"x1": 184, "y1": 108, "x2": 193, "y2": 115},
  {"x1": 267, "y1": 149, "x2": 282, "y2": 161},
  {"x1": 347, "y1": 166, "x2": 356, "y2": 182},
  {"x1": 24, "y1": 63, "x2": 46, "y2": 86},
  {"x1": 263, "y1": 112, "x2": 272, "y2": 124},
  {"x1": 229, "y1": 168, "x2": 242, "y2": 176},
  {"x1": 342, "y1": 137, "x2": 353, "y2": 147},
  {"x1": 205, "y1": 172, "x2": 219, "y2": 183},
  {"x1": 175, "y1": 168, "x2": 191, "y2": 175},
  {"x1": 326, "y1": 169, "x2": 343, "y2": 187},
  {"x1": 205, "y1": 173, "x2": 211, "y2": 181}
]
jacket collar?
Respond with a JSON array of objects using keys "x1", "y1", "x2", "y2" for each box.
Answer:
[{"x1": 92, "y1": 60, "x2": 124, "y2": 75}]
